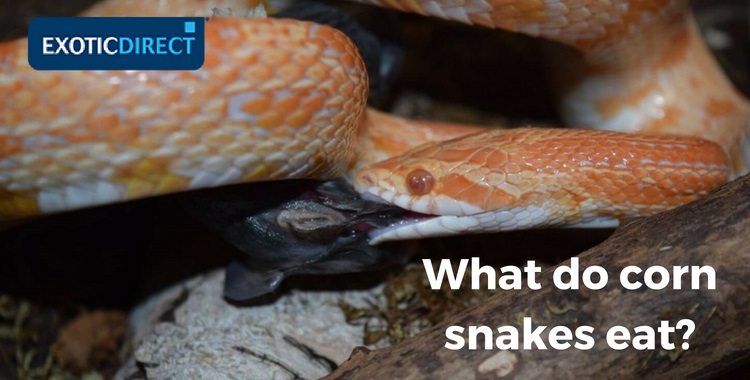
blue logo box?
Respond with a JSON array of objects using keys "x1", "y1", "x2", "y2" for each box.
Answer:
[{"x1": 28, "y1": 17, "x2": 206, "y2": 70}]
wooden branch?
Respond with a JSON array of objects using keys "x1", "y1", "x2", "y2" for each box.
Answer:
[{"x1": 326, "y1": 174, "x2": 750, "y2": 379}]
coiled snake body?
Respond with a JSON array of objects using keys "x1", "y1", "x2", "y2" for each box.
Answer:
[{"x1": 1, "y1": 0, "x2": 749, "y2": 243}]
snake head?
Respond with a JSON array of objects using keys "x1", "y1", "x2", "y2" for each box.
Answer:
[
  {"x1": 355, "y1": 128, "x2": 731, "y2": 244},
  {"x1": 355, "y1": 139, "x2": 489, "y2": 216},
  {"x1": 354, "y1": 129, "x2": 553, "y2": 244}
]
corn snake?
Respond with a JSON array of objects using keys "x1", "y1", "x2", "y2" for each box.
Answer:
[{"x1": 1, "y1": 0, "x2": 748, "y2": 244}]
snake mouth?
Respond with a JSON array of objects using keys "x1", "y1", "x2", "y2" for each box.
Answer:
[
  {"x1": 361, "y1": 192, "x2": 623, "y2": 243},
  {"x1": 361, "y1": 192, "x2": 474, "y2": 245},
  {"x1": 367, "y1": 212, "x2": 437, "y2": 244}
]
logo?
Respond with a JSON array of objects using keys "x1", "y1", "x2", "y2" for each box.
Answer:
[{"x1": 28, "y1": 17, "x2": 206, "y2": 70}]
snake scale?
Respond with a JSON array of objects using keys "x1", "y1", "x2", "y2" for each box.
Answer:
[{"x1": 1, "y1": 0, "x2": 749, "y2": 244}]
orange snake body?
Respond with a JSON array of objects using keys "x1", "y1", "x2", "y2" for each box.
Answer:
[{"x1": 1, "y1": 0, "x2": 748, "y2": 243}]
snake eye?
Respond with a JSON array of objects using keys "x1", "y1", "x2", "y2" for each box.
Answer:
[{"x1": 406, "y1": 169, "x2": 434, "y2": 195}]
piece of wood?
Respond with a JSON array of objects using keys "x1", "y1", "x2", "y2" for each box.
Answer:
[
  {"x1": 327, "y1": 174, "x2": 750, "y2": 379},
  {"x1": 114, "y1": 270, "x2": 391, "y2": 379}
]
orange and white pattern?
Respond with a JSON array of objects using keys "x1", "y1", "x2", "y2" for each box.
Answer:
[
  {"x1": 1, "y1": 0, "x2": 748, "y2": 243},
  {"x1": 1, "y1": 14, "x2": 367, "y2": 216}
]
